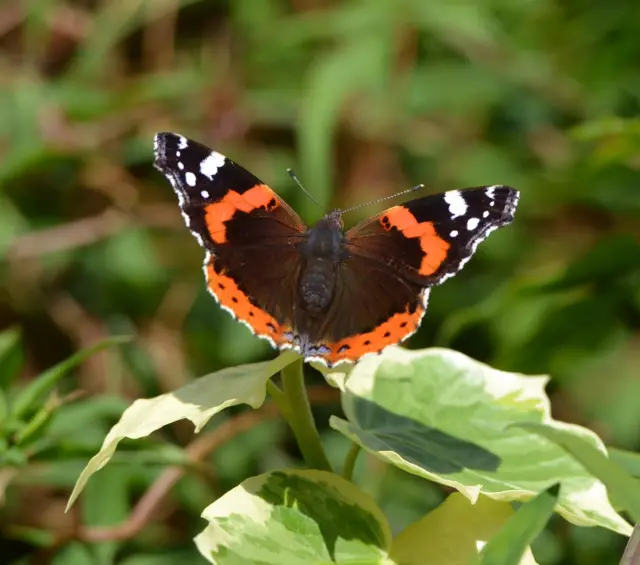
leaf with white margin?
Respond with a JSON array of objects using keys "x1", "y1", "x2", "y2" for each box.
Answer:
[
  {"x1": 391, "y1": 492, "x2": 539, "y2": 565},
  {"x1": 310, "y1": 360, "x2": 352, "y2": 391},
  {"x1": 517, "y1": 422, "x2": 640, "y2": 523},
  {"x1": 194, "y1": 469, "x2": 394, "y2": 564},
  {"x1": 67, "y1": 350, "x2": 299, "y2": 510},
  {"x1": 329, "y1": 346, "x2": 632, "y2": 535}
]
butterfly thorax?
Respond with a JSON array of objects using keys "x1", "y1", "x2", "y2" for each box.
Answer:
[{"x1": 297, "y1": 215, "x2": 348, "y2": 315}]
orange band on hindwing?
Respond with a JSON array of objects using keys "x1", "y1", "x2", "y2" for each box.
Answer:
[
  {"x1": 330, "y1": 305, "x2": 424, "y2": 363},
  {"x1": 205, "y1": 261, "x2": 289, "y2": 344},
  {"x1": 301, "y1": 294, "x2": 428, "y2": 367}
]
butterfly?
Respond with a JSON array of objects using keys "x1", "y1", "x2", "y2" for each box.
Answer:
[{"x1": 153, "y1": 133, "x2": 519, "y2": 367}]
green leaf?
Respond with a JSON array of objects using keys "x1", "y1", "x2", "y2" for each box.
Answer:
[
  {"x1": 570, "y1": 117, "x2": 640, "y2": 142},
  {"x1": 516, "y1": 422, "x2": 640, "y2": 523},
  {"x1": 0, "y1": 193, "x2": 29, "y2": 253},
  {"x1": 194, "y1": 469, "x2": 393, "y2": 564},
  {"x1": 51, "y1": 542, "x2": 95, "y2": 565},
  {"x1": 329, "y1": 347, "x2": 631, "y2": 535},
  {"x1": 0, "y1": 446, "x2": 28, "y2": 467},
  {"x1": 5, "y1": 524, "x2": 54, "y2": 548},
  {"x1": 11, "y1": 336, "x2": 130, "y2": 421},
  {"x1": 0, "y1": 327, "x2": 24, "y2": 389},
  {"x1": 391, "y1": 493, "x2": 538, "y2": 565},
  {"x1": 478, "y1": 484, "x2": 559, "y2": 565},
  {"x1": 409, "y1": 1, "x2": 500, "y2": 47},
  {"x1": 610, "y1": 448, "x2": 640, "y2": 479},
  {"x1": 0, "y1": 392, "x2": 8, "y2": 431},
  {"x1": 67, "y1": 350, "x2": 299, "y2": 510},
  {"x1": 13, "y1": 403, "x2": 56, "y2": 446},
  {"x1": 48, "y1": 395, "x2": 130, "y2": 437},
  {"x1": 82, "y1": 465, "x2": 132, "y2": 564}
]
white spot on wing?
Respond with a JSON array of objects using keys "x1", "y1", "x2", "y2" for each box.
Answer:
[
  {"x1": 483, "y1": 211, "x2": 489, "y2": 218},
  {"x1": 185, "y1": 172, "x2": 197, "y2": 187},
  {"x1": 420, "y1": 287, "x2": 430, "y2": 309},
  {"x1": 444, "y1": 190, "x2": 467, "y2": 218},
  {"x1": 178, "y1": 162, "x2": 184, "y2": 170},
  {"x1": 177, "y1": 136, "x2": 188, "y2": 150},
  {"x1": 486, "y1": 185, "x2": 496, "y2": 199},
  {"x1": 200, "y1": 151, "x2": 226, "y2": 179},
  {"x1": 467, "y1": 217, "x2": 480, "y2": 231},
  {"x1": 450, "y1": 230, "x2": 458, "y2": 238},
  {"x1": 201, "y1": 190, "x2": 210, "y2": 199}
]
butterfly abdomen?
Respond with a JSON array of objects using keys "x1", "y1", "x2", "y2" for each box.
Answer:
[
  {"x1": 298, "y1": 217, "x2": 348, "y2": 315},
  {"x1": 299, "y1": 259, "x2": 335, "y2": 314}
]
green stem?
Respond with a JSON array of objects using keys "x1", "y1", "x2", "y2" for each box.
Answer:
[
  {"x1": 342, "y1": 442, "x2": 361, "y2": 481},
  {"x1": 273, "y1": 358, "x2": 332, "y2": 472},
  {"x1": 266, "y1": 379, "x2": 286, "y2": 407}
]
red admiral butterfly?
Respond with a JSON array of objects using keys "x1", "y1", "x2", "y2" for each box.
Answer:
[{"x1": 154, "y1": 133, "x2": 519, "y2": 367}]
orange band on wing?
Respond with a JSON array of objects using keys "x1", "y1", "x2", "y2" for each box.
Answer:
[
  {"x1": 206, "y1": 261, "x2": 286, "y2": 342},
  {"x1": 205, "y1": 184, "x2": 278, "y2": 243},
  {"x1": 382, "y1": 206, "x2": 450, "y2": 275},
  {"x1": 305, "y1": 300, "x2": 426, "y2": 366}
]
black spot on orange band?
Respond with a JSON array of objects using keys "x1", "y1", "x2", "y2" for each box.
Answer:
[
  {"x1": 205, "y1": 260, "x2": 291, "y2": 345},
  {"x1": 305, "y1": 302, "x2": 426, "y2": 365}
]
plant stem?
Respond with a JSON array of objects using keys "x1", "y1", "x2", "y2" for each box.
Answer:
[
  {"x1": 266, "y1": 379, "x2": 286, "y2": 405},
  {"x1": 276, "y1": 357, "x2": 332, "y2": 472},
  {"x1": 342, "y1": 442, "x2": 361, "y2": 481},
  {"x1": 621, "y1": 524, "x2": 640, "y2": 565}
]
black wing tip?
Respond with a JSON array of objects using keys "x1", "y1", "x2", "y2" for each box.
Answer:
[
  {"x1": 152, "y1": 132, "x2": 169, "y2": 168},
  {"x1": 152, "y1": 132, "x2": 185, "y2": 171},
  {"x1": 154, "y1": 131, "x2": 181, "y2": 142},
  {"x1": 478, "y1": 185, "x2": 520, "y2": 223},
  {"x1": 153, "y1": 132, "x2": 171, "y2": 149},
  {"x1": 499, "y1": 186, "x2": 520, "y2": 222}
]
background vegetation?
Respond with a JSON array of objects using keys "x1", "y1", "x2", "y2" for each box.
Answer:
[{"x1": 1, "y1": 1, "x2": 639, "y2": 563}]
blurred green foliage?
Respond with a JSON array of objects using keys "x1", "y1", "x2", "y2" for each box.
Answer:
[{"x1": 1, "y1": 0, "x2": 639, "y2": 563}]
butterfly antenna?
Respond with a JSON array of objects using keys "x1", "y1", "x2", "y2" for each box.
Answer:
[
  {"x1": 341, "y1": 184, "x2": 424, "y2": 215},
  {"x1": 287, "y1": 169, "x2": 322, "y2": 209}
]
